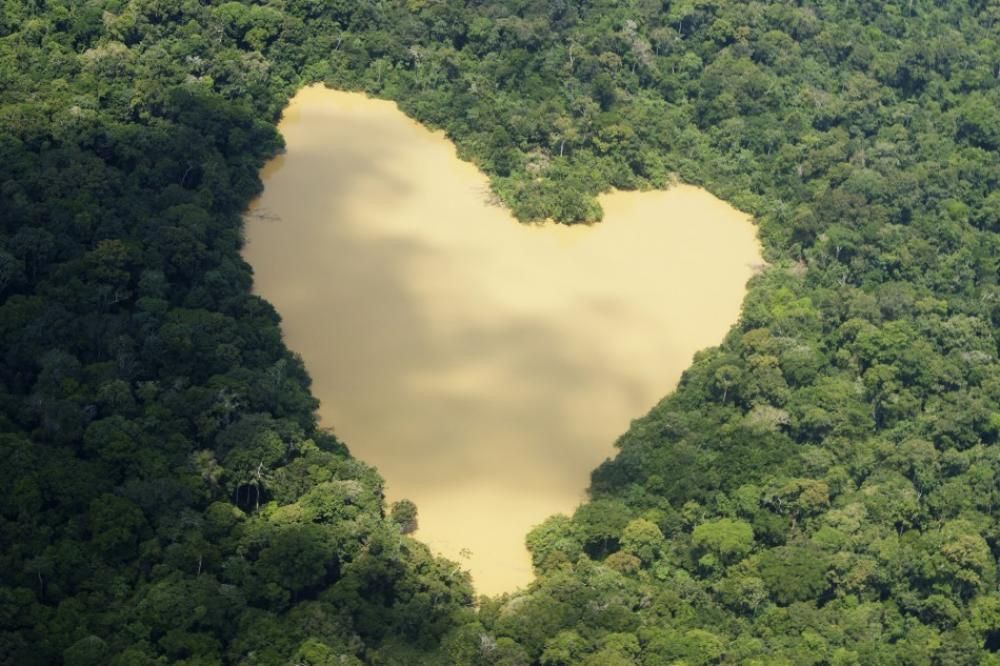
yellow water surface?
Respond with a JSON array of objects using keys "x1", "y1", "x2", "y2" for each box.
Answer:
[{"x1": 243, "y1": 84, "x2": 762, "y2": 596}]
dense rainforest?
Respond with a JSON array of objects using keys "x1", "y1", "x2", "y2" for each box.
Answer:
[{"x1": 2, "y1": 0, "x2": 1000, "y2": 664}]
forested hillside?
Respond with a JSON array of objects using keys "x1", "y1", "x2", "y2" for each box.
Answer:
[{"x1": 2, "y1": 0, "x2": 999, "y2": 664}]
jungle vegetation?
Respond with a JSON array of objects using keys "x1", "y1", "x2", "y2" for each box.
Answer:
[{"x1": 2, "y1": 0, "x2": 1000, "y2": 664}]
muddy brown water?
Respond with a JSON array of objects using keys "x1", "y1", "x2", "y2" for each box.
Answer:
[{"x1": 243, "y1": 85, "x2": 762, "y2": 596}]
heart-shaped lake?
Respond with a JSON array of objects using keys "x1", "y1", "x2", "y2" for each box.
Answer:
[{"x1": 243, "y1": 84, "x2": 762, "y2": 595}]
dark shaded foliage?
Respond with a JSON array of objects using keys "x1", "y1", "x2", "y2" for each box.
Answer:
[{"x1": 3, "y1": 0, "x2": 1000, "y2": 663}]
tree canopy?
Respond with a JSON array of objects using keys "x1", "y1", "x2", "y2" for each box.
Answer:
[{"x1": 3, "y1": 0, "x2": 1000, "y2": 663}]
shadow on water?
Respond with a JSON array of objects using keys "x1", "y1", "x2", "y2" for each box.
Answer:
[
  {"x1": 247, "y1": 92, "x2": 647, "y2": 484},
  {"x1": 243, "y1": 85, "x2": 762, "y2": 594}
]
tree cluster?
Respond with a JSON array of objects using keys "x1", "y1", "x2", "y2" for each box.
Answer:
[{"x1": 2, "y1": 0, "x2": 1000, "y2": 664}]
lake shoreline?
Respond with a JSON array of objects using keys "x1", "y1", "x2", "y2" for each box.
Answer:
[{"x1": 243, "y1": 85, "x2": 762, "y2": 595}]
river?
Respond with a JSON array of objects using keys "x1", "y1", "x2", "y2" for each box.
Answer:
[{"x1": 243, "y1": 84, "x2": 762, "y2": 596}]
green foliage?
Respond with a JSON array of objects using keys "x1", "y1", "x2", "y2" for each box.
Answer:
[
  {"x1": 620, "y1": 518, "x2": 664, "y2": 565},
  {"x1": 4, "y1": 0, "x2": 1000, "y2": 663},
  {"x1": 526, "y1": 514, "x2": 583, "y2": 572},
  {"x1": 389, "y1": 499, "x2": 419, "y2": 535},
  {"x1": 756, "y1": 545, "x2": 832, "y2": 605},
  {"x1": 692, "y1": 518, "x2": 754, "y2": 565}
]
